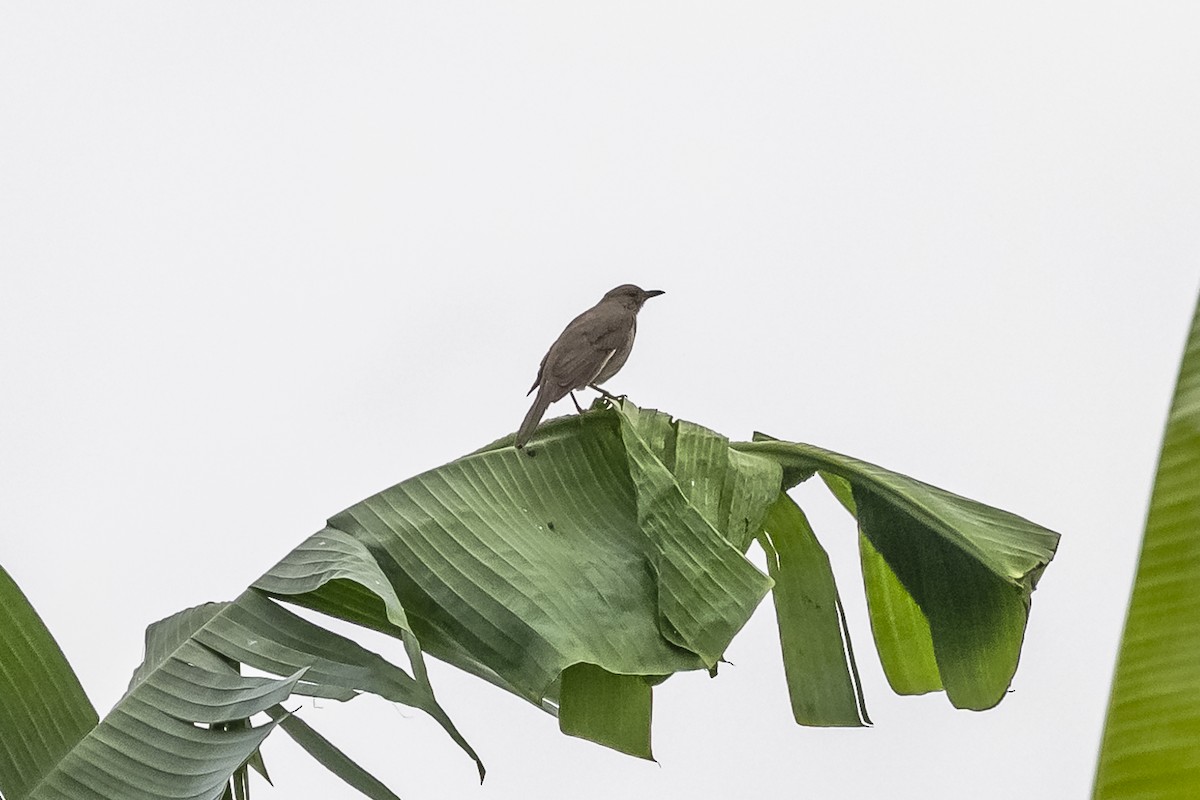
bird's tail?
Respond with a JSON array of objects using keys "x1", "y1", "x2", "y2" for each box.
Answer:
[{"x1": 515, "y1": 388, "x2": 553, "y2": 448}]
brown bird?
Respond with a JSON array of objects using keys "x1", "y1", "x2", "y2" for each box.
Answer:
[{"x1": 515, "y1": 284, "x2": 664, "y2": 448}]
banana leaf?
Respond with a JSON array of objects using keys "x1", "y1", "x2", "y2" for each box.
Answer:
[
  {"x1": 1094, "y1": 293, "x2": 1200, "y2": 798},
  {"x1": 0, "y1": 400, "x2": 1061, "y2": 799}
]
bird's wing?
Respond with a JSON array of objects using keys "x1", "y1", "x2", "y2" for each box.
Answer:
[{"x1": 541, "y1": 310, "x2": 630, "y2": 398}]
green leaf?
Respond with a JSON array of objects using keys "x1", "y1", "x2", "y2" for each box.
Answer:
[
  {"x1": 23, "y1": 586, "x2": 476, "y2": 800},
  {"x1": 289, "y1": 403, "x2": 773, "y2": 752},
  {"x1": 268, "y1": 707, "x2": 403, "y2": 800},
  {"x1": 615, "y1": 407, "x2": 774, "y2": 666},
  {"x1": 252, "y1": 530, "x2": 483, "y2": 777},
  {"x1": 574, "y1": 405, "x2": 782, "y2": 554},
  {"x1": 820, "y1": 471, "x2": 940, "y2": 695},
  {"x1": 0, "y1": 566, "x2": 98, "y2": 800},
  {"x1": 858, "y1": 534, "x2": 941, "y2": 695},
  {"x1": 757, "y1": 493, "x2": 869, "y2": 726},
  {"x1": 1095, "y1": 293, "x2": 1200, "y2": 799},
  {"x1": 817, "y1": 470, "x2": 856, "y2": 515},
  {"x1": 29, "y1": 668, "x2": 292, "y2": 800},
  {"x1": 2, "y1": 399, "x2": 1065, "y2": 798},
  {"x1": 559, "y1": 664, "x2": 653, "y2": 760},
  {"x1": 322, "y1": 407, "x2": 771, "y2": 724},
  {"x1": 737, "y1": 438, "x2": 1059, "y2": 710},
  {"x1": 245, "y1": 745, "x2": 270, "y2": 785}
]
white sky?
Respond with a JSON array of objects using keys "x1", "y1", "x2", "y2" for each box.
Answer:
[{"x1": 2, "y1": 3, "x2": 1197, "y2": 799}]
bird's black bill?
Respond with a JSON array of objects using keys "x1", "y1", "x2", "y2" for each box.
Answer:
[{"x1": 644, "y1": 289, "x2": 665, "y2": 298}]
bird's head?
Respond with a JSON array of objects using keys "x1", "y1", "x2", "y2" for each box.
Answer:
[{"x1": 603, "y1": 284, "x2": 665, "y2": 311}]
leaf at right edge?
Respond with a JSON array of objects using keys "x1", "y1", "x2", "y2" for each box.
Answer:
[
  {"x1": 757, "y1": 492, "x2": 869, "y2": 727},
  {"x1": 558, "y1": 663, "x2": 653, "y2": 760},
  {"x1": 268, "y1": 707, "x2": 403, "y2": 800},
  {"x1": 818, "y1": 471, "x2": 941, "y2": 695},
  {"x1": 1094, "y1": 292, "x2": 1200, "y2": 800}
]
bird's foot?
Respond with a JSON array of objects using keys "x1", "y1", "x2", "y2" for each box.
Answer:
[
  {"x1": 569, "y1": 391, "x2": 586, "y2": 414},
  {"x1": 588, "y1": 385, "x2": 627, "y2": 405}
]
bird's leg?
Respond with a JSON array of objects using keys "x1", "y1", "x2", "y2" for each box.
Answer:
[
  {"x1": 589, "y1": 384, "x2": 626, "y2": 404},
  {"x1": 569, "y1": 391, "x2": 586, "y2": 413}
]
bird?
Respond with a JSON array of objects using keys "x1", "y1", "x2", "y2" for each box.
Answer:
[{"x1": 515, "y1": 284, "x2": 664, "y2": 448}]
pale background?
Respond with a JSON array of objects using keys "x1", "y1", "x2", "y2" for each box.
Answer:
[{"x1": 2, "y1": 3, "x2": 1198, "y2": 799}]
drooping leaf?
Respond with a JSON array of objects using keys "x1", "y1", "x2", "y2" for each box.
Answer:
[
  {"x1": 268, "y1": 707, "x2": 402, "y2": 800},
  {"x1": 857, "y1": 534, "x2": 941, "y2": 695},
  {"x1": 21, "y1": 583, "x2": 478, "y2": 800},
  {"x1": 252, "y1": 529, "x2": 481, "y2": 774},
  {"x1": 821, "y1": 471, "x2": 941, "y2": 696},
  {"x1": 1095, "y1": 293, "x2": 1200, "y2": 799},
  {"x1": 28, "y1": 657, "x2": 296, "y2": 800},
  {"x1": 757, "y1": 492, "x2": 869, "y2": 726},
  {"x1": 558, "y1": 664, "x2": 653, "y2": 760},
  {"x1": 737, "y1": 437, "x2": 1059, "y2": 710}
]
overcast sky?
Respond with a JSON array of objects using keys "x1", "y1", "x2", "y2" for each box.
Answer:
[{"x1": 2, "y1": 3, "x2": 1198, "y2": 799}]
